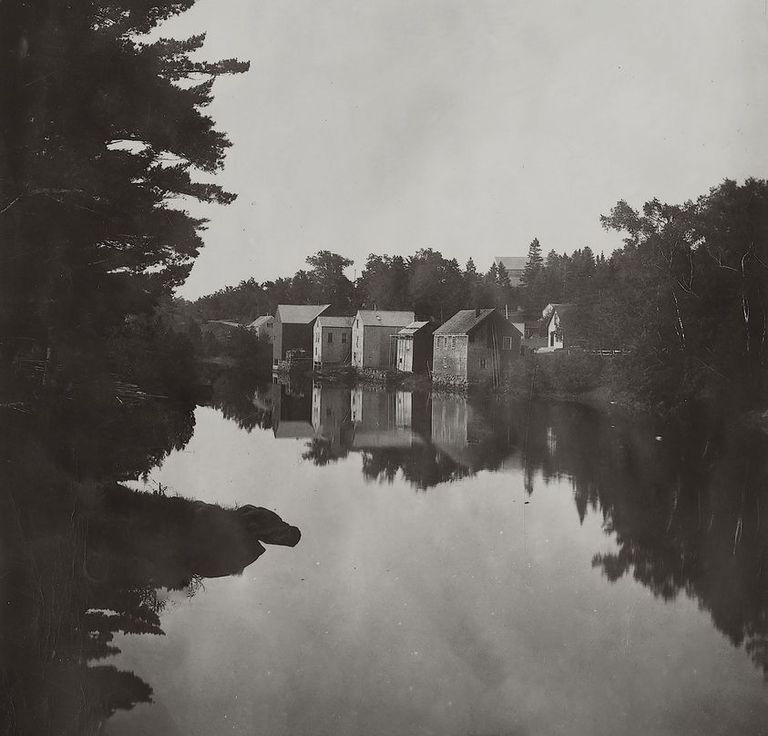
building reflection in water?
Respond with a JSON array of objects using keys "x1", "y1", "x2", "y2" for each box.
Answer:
[
  {"x1": 350, "y1": 388, "x2": 425, "y2": 449},
  {"x1": 271, "y1": 381, "x2": 314, "y2": 439},
  {"x1": 283, "y1": 382, "x2": 768, "y2": 680},
  {"x1": 285, "y1": 382, "x2": 521, "y2": 486}
]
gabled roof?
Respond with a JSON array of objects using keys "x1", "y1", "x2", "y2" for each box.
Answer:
[
  {"x1": 494, "y1": 256, "x2": 527, "y2": 272},
  {"x1": 542, "y1": 302, "x2": 575, "y2": 318},
  {"x1": 545, "y1": 303, "x2": 578, "y2": 330},
  {"x1": 316, "y1": 315, "x2": 354, "y2": 328},
  {"x1": 248, "y1": 315, "x2": 273, "y2": 328},
  {"x1": 397, "y1": 321, "x2": 432, "y2": 337},
  {"x1": 276, "y1": 304, "x2": 330, "y2": 324},
  {"x1": 543, "y1": 303, "x2": 577, "y2": 326},
  {"x1": 355, "y1": 310, "x2": 415, "y2": 327},
  {"x1": 434, "y1": 309, "x2": 496, "y2": 335}
]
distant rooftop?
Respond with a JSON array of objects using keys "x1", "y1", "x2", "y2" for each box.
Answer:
[
  {"x1": 356, "y1": 310, "x2": 415, "y2": 327},
  {"x1": 276, "y1": 304, "x2": 330, "y2": 324},
  {"x1": 316, "y1": 315, "x2": 354, "y2": 328},
  {"x1": 542, "y1": 302, "x2": 576, "y2": 319},
  {"x1": 434, "y1": 309, "x2": 496, "y2": 335},
  {"x1": 544, "y1": 303, "x2": 578, "y2": 327},
  {"x1": 248, "y1": 315, "x2": 273, "y2": 328},
  {"x1": 397, "y1": 321, "x2": 432, "y2": 337},
  {"x1": 494, "y1": 256, "x2": 527, "y2": 272}
]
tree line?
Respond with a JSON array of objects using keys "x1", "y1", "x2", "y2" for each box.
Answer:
[
  {"x1": 191, "y1": 177, "x2": 768, "y2": 409},
  {"x1": 190, "y1": 244, "x2": 606, "y2": 323}
]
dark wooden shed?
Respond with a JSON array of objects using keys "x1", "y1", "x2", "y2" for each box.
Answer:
[{"x1": 273, "y1": 304, "x2": 330, "y2": 369}]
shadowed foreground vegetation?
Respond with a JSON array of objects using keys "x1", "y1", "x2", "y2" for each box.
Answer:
[{"x1": 0, "y1": 377, "x2": 300, "y2": 735}]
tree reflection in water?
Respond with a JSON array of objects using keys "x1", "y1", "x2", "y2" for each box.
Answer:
[
  {"x1": 257, "y1": 380, "x2": 768, "y2": 680},
  {"x1": 0, "y1": 379, "x2": 300, "y2": 734}
]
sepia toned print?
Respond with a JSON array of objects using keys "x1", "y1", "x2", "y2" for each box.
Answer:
[{"x1": 1, "y1": 2, "x2": 767, "y2": 735}]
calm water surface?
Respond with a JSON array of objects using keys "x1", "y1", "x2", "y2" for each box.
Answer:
[{"x1": 107, "y1": 383, "x2": 768, "y2": 736}]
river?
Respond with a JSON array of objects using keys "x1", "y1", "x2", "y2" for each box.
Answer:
[{"x1": 98, "y1": 380, "x2": 768, "y2": 736}]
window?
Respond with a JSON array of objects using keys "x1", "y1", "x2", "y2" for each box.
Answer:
[
  {"x1": 502, "y1": 336, "x2": 513, "y2": 350},
  {"x1": 327, "y1": 332, "x2": 333, "y2": 344},
  {"x1": 356, "y1": 336, "x2": 360, "y2": 347},
  {"x1": 480, "y1": 358, "x2": 488, "y2": 369},
  {"x1": 438, "y1": 336, "x2": 445, "y2": 347},
  {"x1": 451, "y1": 336, "x2": 457, "y2": 348}
]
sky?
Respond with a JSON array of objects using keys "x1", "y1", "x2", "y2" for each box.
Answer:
[{"x1": 157, "y1": 0, "x2": 768, "y2": 299}]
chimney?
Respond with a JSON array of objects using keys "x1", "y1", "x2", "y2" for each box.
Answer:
[{"x1": 475, "y1": 307, "x2": 481, "y2": 318}]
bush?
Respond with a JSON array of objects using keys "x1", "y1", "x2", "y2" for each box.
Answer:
[{"x1": 533, "y1": 350, "x2": 606, "y2": 395}]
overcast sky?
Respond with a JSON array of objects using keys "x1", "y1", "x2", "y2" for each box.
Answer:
[{"x1": 159, "y1": 0, "x2": 768, "y2": 299}]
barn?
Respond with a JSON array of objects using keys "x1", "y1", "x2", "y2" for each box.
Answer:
[
  {"x1": 313, "y1": 315, "x2": 354, "y2": 368},
  {"x1": 432, "y1": 308, "x2": 521, "y2": 385},
  {"x1": 272, "y1": 304, "x2": 330, "y2": 369},
  {"x1": 351, "y1": 310, "x2": 415, "y2": 370}
]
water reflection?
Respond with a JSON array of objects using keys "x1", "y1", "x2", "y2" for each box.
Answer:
[
  {"x1": 263, "y1": 382, "x2": 524, "y2": 488},
  {"x1": 0, "y1": 382, "x2": 300, "y2": 734},
  {"x1": 26, "y1": 368, "x2": 764, "y2": 734},
  {"x1": 246, "y1": 380, "x2": 768, "y2": 682}
]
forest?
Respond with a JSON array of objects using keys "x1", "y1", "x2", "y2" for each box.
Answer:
[{"x1": 188, "y1": 178, "x2": 768, "y2": 411}]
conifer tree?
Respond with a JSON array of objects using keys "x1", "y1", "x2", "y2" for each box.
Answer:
[
  {"x1": 520, "y1": 238, "x2": 544, "y2": 288},
  {"x1": 0, "y1": 0, "x2": 248, "y2": 365}
]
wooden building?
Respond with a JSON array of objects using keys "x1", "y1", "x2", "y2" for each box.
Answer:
[
  {"x1": 432, "y1": 308, "x2": 521, "y2": 385},
  {"x1": 395, "y1": 321, "x2": 435, "y2": 374},
  {"x1": 247, "y1": 315, "x2": 274, "y2": 342},
  {"x1": 493, "y1": 256, "x2": 527, "y2": 286},
  {"x1": 312, "y1": 315, "x2": 354, "y2": 368},
  {"x1": 351, "y1": 310, "x2": 415, "y2": 370},
  {"x1": 507, "y1": 309, "x2": 547, "y2": 353},
  {"x1": 542, "y1": 303, "x2": 577, "y2": 351},
  {"x1": 273, "y1": 304, "x2": 330, "y2": 369}
]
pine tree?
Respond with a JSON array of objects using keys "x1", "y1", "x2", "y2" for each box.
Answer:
[
  {"x1": 520, "y1": 238, "x2": 544, "y2": 288},
  {"x1": 0, "y1": 0, "x2": 248, "y2": 365},
  {"x1": 496, "y1": 262, "x2": 511, "y2": 289}
]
